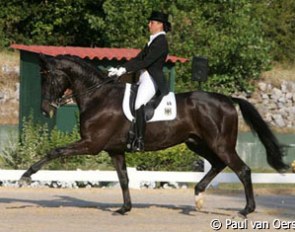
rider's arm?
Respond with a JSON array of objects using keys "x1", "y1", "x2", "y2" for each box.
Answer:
[{"x1": 123, "y1": 35, "x2": 168, "y2": 73}]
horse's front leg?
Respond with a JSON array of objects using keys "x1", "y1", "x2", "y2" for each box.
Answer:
[
  {"x1": 19, "y1": 139, "x2": 98, "y2": 185},
  {"x1": 110, "y1": 153, "x2": 132, "y2": 215}
]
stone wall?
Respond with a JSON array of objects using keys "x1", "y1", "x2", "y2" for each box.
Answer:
[
  {"x1": 234, "y1": 80, "x2": 295, "y2": 129},
  {"x1": 0, "y1": 65, "x2": 19, "y2": 124}
]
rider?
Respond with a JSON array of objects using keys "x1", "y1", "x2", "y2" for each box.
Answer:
[{"x1": 108, "y1": 11, "x2": 171, "y2": 151}]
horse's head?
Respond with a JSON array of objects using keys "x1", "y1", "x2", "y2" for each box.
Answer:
[
  {"x1": 39, "y1": 54, "x2": 109, "y2": 117},
  {"x1": 39, "y1": 54, "x2": 70, "y2": 118}
]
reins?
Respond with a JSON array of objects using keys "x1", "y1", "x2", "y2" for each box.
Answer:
[{"x1": 50, "y1": 77, "x2": 116, "y2": 109}]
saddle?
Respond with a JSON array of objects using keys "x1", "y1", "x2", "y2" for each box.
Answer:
[{"x1": 122, "y1": 83, "x2": 177, "y2": 123}]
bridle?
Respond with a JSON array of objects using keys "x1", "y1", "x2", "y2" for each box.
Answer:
[
  {"x1": 42, "y1": 69, "x2": 117, "y2": 109},
  {"x1": 53, "y1": 77, "x2": 115, "y2": 108}
]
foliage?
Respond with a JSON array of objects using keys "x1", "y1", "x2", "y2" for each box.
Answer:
[
  {"x1": 0, "y1": 0, "x2": 106, "y2": 47},
  {"x1": 126, "y1": 144, "x2": 201, "y2": 171},
  {"x1": 168, "y1": 1, "x2": 271, "y2": 94},
  {"x1": 102, "y1": 0, "x2": 152, "y2": 48},
  {"x1": 254, "y1": 0, "x2": 295, "y2": 64}
]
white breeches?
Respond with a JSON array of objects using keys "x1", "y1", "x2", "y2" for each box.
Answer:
[{"x1": 135, "y1": 70, "x2": 156, "y2": 110}]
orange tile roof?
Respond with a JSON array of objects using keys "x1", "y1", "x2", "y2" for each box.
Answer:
[{"x1": 11, "y1": 44, "x2": 188, "y2": 64}]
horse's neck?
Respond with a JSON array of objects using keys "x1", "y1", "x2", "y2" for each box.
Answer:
[
  {"x1": 66, "y1": 67, "x2": 103, "y2": 93},
  {"x1": 78, "y1": 84, "x2": 125, "y2": 113},
  {"x1": 59, "y1": 58, "x2": 112, "y2": 106},
  {"x1": 60, "y1": 58, "x2": 103, "y2": 88}
]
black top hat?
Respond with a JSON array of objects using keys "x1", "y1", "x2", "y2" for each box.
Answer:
[{"x1": 148, "y1": 11, "x2": 171, "y2": 32}]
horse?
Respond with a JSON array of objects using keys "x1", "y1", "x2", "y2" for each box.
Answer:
[{"x1": 19, "y1": 54, "x2": 289, "y2": 217}]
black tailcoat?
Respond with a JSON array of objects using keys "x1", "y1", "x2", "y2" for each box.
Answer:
[{"x1": 123, "y1": 34, "x2": 169, "y2": 95}]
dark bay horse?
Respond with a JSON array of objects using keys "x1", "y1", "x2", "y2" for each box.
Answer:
[{"x1": 19, "y1": 55, "x2": 289, "y2": 217}]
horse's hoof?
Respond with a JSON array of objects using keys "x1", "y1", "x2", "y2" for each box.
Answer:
[
  {"x1": 18, "y1": 176, "x2": 32, "y2": 187},
  {"x1": 113, "y1": 209, "x2": 126, "y2": 216},
  {"x1": 195, "y1": 193, "x2": 204, "y2": 210},
  {"x1": 113, "y1": 206, "x2": 131, "y2": 215}
]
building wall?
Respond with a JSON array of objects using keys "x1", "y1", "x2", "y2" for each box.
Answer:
[{"x1": 19, "y1": 51, "x2": 55, "y2": 131}]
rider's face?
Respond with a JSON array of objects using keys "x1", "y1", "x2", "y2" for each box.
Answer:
[{"x1": 148, "y1": 20, "x2": 164, "y2": 35}]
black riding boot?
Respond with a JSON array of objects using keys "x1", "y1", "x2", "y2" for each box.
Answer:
[{"x1": 133, "y1": 106, "x2": 146, "y2": 151}]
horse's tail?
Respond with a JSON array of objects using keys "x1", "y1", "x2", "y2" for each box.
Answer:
[{"x1": 231, "y1": 97, "x2": 289, "y2": 173}]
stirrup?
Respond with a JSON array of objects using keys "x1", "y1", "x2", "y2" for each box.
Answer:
[
  {"x1": 133, "y1": 138, "x2": 144, "y2": 151},
  {"x1": 126, "y1": 138, "x2": 144, "y2": 152},
  {"x1": 126, "y1": 132, "x2": 135, "y2": 148},
  {"x1": 126, "y1": 121, "x2": 136, "y2": 151}
]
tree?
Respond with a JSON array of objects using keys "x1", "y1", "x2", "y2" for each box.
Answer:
[
  {"x1": 255, "y1": 0, "x2": 295, "y2": 63},
  {"x1": 0, "y1": 0, "x2": 106, "y2": 47}
]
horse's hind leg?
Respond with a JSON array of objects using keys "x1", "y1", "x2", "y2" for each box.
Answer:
[
  {"x1": 186, "y1": 142, "x2": 226, "y2": 210},
  {"x1": 194, "y1": 159, "x2": 226, "y2": 210},
  {"x1": 225, "y1": 151, "x2": 255, "y2": 218},
  {"x1": 210, "y1": 141, "x2": 255, "y2": 217}
]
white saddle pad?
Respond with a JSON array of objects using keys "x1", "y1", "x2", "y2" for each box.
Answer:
[{"x1": 123, "y1": 83, "x2": 177, "y2": 123}]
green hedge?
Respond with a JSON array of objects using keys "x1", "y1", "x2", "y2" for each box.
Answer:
[
  {"x1": 126, "y1": 143, "x2": 201, "y2": 171},
  {"x1": 0, "y1": 116, "x2": 201, "y2": 171}
]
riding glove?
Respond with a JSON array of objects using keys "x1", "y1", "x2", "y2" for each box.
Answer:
[{"x1": 108, "y1": 67, "x2": 126, "y2": 77}]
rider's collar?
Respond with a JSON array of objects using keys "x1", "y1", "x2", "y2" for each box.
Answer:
[{"x1": 148, "y1": 31, "x2": 166, "y2": 46}]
